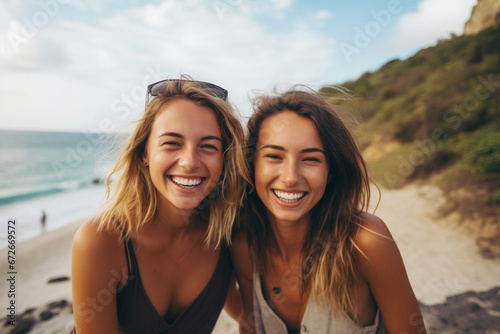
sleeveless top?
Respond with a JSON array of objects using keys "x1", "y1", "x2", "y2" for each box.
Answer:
[
  {"x1": 115, "y1": 239, "x2": 232, "y2": 333},
  {"x1": 72, "y1": 239, "x2": 232, "y2": 334},
  {"x1": 253, "y1": 271, "x2": 387, "y2": 334}
]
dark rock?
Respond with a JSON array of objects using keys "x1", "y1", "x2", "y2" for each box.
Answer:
[
  {"x1": 20, "y1": 309, "x2": 36, "y2": 317},
  {"x1": 0, "y1": 299, "x2": 75, "y2": 333},
  {"x1": 8, "y1": 316, "x2": 35, "y2": 334},
  {"x1": 47, "y1": 300, "x2": 68, "y2": 309},
  {"x1": 422, "y1": 286, "x2": 500, "y2": 333},
  {"x1": 47, "y1": 276, "x2": 70, "y2": 284},
  {"x1": 91, "y1": 178, "x2": 103, "y2": 185},
  {"x1": 39, "y1": 310, "x2": 53, "y2": 321},
  {"x1": 2, "y1": 317, "x2": 12, "y2": 327}
]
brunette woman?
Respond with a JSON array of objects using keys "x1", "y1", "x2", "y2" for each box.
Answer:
[{"x1": 232, "y1": 88, "x2": 426, "y2": 334}]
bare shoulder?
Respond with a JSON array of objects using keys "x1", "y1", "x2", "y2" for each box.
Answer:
[
  {"x1": 354, "y1": 213, "x2": 394, "y2": 251},
  {"x1": 353, "y1": 212, "x2": 402, "y2": 272},
  {"x1": 71, "y1": 217, "x2": 127, "y2": 296},
  {"x1": 72, "y1": 219, "x2": 125, "y2": 332},
  {"x1": 72, "y1": 218, "x2": 124, "y2": 265}
]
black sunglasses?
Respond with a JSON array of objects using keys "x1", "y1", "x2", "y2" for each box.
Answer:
[{"x1": 147, "y1": 79, "x2": 228, "y2": 102}]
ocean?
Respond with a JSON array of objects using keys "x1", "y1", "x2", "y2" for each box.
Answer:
[{"x1": 0, "y1": 130, "x2": 126, "y2": 248}]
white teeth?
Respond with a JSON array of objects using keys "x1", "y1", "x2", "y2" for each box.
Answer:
[
  {"x1": 171, "y1": 176, "x2": 202, "y2": 188},
  {"x1": 273, "y1": 190, "x2": 305, "y2": 202}
]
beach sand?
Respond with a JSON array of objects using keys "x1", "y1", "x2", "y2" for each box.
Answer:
[
  {"x1": 1, "y1": 184, "x2": 499, "y2": 333},
  {"x1": 0, "y1": 221, "x2": 78, "y2": 319},
  {"x1": 371, "y1": 184, "x2": 500, "y2": 305}
]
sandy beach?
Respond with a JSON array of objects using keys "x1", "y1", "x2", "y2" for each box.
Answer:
[
  {"x1": 1, "y1": 184, "x2": 499, "y2": 333},
  {"x1": 0, "y1": 221, "x2": 78, "y2": 318}
]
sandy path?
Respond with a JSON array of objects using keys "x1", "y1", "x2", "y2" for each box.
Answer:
[
  {"x1": 372, "y1": 184, "x2": 500, "y2": 305},
  {"x1": 1, "y1": 184, "x2": 499, "y2": 332}
]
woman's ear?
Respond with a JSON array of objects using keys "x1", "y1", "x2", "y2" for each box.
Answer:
[
  {"x1": 327, "y1": 174, "x2": 333, "y2": 184},
  {"x1": 143, "y1": 153, "x2": 149, "y2": 167}
]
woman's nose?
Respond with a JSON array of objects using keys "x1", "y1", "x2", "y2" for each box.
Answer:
[
  {"x1": 178, "y1": 147, "x2": 200, "y2": 171},
  {"x1": 280, "y1": 160, "x2": 300, "y2": 185}
]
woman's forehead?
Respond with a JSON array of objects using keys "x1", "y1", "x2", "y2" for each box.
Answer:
[
  {"x1": 151, "y1": 100, "x2": 221, "y2": 138},
  {"x1": 257, "y1": 111, "x2": 323, "y2": 150}
]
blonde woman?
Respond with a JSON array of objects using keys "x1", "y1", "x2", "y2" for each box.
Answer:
[
  {"x1": 231, "y1": 88, "x2": 426, "y2": 333},
  {"x1": 72, "y1": 77, "x2": 248, "y2": 333}
]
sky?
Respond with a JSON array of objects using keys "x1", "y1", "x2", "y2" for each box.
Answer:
[{"x1": 0, "y1": 0, "x2": 477, "y2": 132}]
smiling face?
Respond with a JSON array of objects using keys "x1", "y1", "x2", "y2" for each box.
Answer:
[
  {"x1": 144, "y1": 99, "x2": 223, "y2": 215},
  {"x1": 254, "y1": 110, "x2": 329, "y2": 225}
]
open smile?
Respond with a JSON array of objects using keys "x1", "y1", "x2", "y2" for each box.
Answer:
[
  {"x1": 169, "y1": 176, "x2": 205, "y2": 189},
  {"x1": 272, "y1": 190, "x2": 307, "y2": 203}
]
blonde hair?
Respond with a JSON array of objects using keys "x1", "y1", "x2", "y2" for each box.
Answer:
[
  {"x1": 245, "y1": 87, "x2": 371, "y2": 317},
  {"x1": 97, "y1": 77, "x2": 249, "y2": 249}
]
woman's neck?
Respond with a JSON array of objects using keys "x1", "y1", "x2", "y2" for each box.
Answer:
[
  {"x1": 153, "y1": 198, "x2": 201, "y2": 238},
  {"x1": 268, "y1": 215, "x2": 310, "y2": 265}
]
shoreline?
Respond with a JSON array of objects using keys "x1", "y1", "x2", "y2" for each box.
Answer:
[{"x1": 0, "y1": 184, "x2": 107, "y2": 251}]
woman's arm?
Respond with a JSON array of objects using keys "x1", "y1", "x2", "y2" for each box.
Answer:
[
  {"x1": 223, "y1": 273, "x2": 243, "y2": 320},
  {"x1": 355, "y1": 213, "x2": 426, "y2": 334},
  {"x1": 71, "y1": 219, "x2": 124, "y2": 334},
  {"x1": 230, "y1": 232, "x2": 257, "y2": 334}
]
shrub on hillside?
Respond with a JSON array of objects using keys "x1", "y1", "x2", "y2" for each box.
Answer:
[
  {"x1": 482, "y1": 190, "x2": 500, "y2": 205},
  {"x1": 471, "y1": 134, "x2": 500, "y2": 175}
]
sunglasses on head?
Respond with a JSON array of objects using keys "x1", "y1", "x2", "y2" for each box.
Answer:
[{"x1": 147, "y1": 79, "x2": 229, "y2": 102}]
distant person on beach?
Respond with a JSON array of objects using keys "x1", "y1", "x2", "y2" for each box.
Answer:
[
  {"x1": 40, "y1": 210, "x2": 46, "y2": 231},
  {"x1": 231, "y1": 88, "x2": 426, "y2": 333},
  {"x1": 71, "y1": 77, "x2": 248, "y2": 333}
]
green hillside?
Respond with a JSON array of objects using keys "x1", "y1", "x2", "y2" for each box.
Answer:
[
  {"x1": 321, "y1": 27, "x2": 500, "y2": 207},
  {"x1": 321, "y1": 27, "x2": 500, "y2": 254}
]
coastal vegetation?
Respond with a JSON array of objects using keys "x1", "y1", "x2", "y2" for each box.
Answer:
[{"x1": 322, "y1": 27, "x2": 500, "y2": 253}]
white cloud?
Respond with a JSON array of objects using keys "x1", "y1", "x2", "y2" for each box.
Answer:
[
  {"x1": 271, "y1": 0, "x2": 295, "y2": 10},
  {"x1": 315, "y1": 10, "x2": 334, "y2": 21},
  {"x1": 391, "y1": 0, "x2": 477, "y2": 49},
  {"x1": 0, "y1": 36, "x2": 67, "y2": 71},
  {"x1": 0, "y1": 5, "x2": 10, "y2": 26},
  {"x1": 0, "y1": 0, "x2": 335, "y2": 131},
  {"x1": 1, "y1": 18, "x2": 68, "y2": 71},
  {"x1": 64, "y1": 0, "x2": 108, "y2": 12}
]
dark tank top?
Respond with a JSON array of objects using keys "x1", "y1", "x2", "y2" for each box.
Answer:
[
  {"x1": 116, "y1": 239, "x2": 232, "y2": 333},
  {"x1": 71, "y1": 239, "x2": 232, "y2": 334}
]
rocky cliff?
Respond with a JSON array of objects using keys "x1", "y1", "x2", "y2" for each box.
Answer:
[{"x1": 464, "y1": 0, "x2": 500, "y2": 35}]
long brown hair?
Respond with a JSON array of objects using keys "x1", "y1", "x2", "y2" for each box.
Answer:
[
  {"x1": 245, "y1": 87, "x2": 371, "y2": 316},
  {"x1": 97, "y1": 76, "x2": 250, "y2": 249}
]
